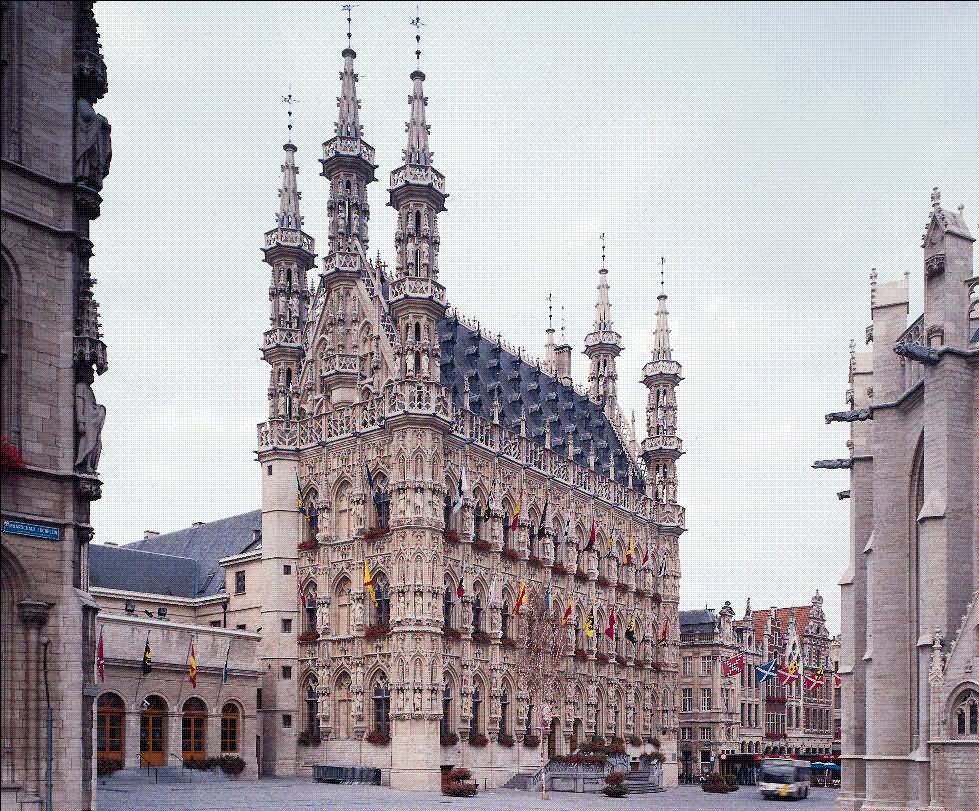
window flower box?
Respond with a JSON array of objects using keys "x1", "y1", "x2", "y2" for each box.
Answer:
[
  {"x1": 443, "y1": 529, "x2": 461, "y2": 543},
  {"x1": 366, "y1": 730, "x2": 390, "y2": 746},
  {"x1": 596, "y1": 576, "x2": 611, "y2": 587},
  {"x1": 498, "y1": 733, "x2": 515, "y2": 748},
  {"x1": 765, "y1": 695, "x2": 787, "y2": 705},
  {"x1": 469, "y1": 733, "x2": 489, "y2": 748},
  {"x1": 502, "y1": 548, "x2": 521, "y2": 561},
  {"x1": 551, "y1": 563, "x2": 568, "y2": 575},
  {"x1": 527, "y1": 556, "x2": 544, "y2": 569},
  {"x1": 596, "y1": 652, "x2": 610, "y2": 664},
  {"x1": 615, "y1": 583, "x2": 628, "y2": 594},
  {"x1": 364, "y1": 624, "x2": 390, "y2": 639},
  {"x1": 574, "y1": 571, "x2": 589, "y2": 583},
  {"x1": 443, "y1": 627, "x2": 462, "y2": 640},
  {"x1": 522, "y1": 734, "x2": 540, "y2": 748},
  {"x1": 650, "y1": 592, "x2": 663, "y2": 603},
  {"x1": 440, "y1": 733, "x2": 459, "y2": 747},
  {"x1": 364, "y1": 527, "x2": 390, "y2": 541},
  {"x1": 297, "y1": 730, "x2": 321, "y2": 747},
  {"x1": 471, "y1": 630, "x2": 492, "y2": 645},
  {"x1": 615, "y1": 655, "x2": 628, "y2": 666},
  {"x1": 297, "y1": 631, "x2": 320, "y2": 642},
  {"x1": 297, "y1": 540, "x2": 319, "y2": 551},
  {"x1": 575, "y1": 649, "x2": 589, "y2": 661},
  {"x1": 634, "y1": 588, "x2": 648, "y2": 599},
  {"x1": 651, "y1": 662, "x2": 663, "y2": 672},
  {"x1": 628, "y1": 734, "x2": 643, "y2": 747},
  {"x1": 473, "y1": 540, "x2": 492, "y2": 553},
  {"x1": 501, "y1": 638, "x2": 517, "y2": 649}
]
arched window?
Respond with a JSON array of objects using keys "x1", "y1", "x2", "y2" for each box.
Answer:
[
  {"x1": 440, "y1": 683, "x2": 453, "y2": 737},
  {"x1": 335, "y1": 482, "x2": 352, "y2": 539},
  {"x1": 502, "y1": 503, "x2": 514, "y2": 550},
  {"x1": 443, "y1": 584, "x2": 454, "y2": 629},
  {"x1": 303, "y1": 586, "x2": 317, "y2": 635},
  {"x1": 373, "y1": 678, "x2": 391, "y2": 736},
  {"x1": 333, "y1": 577, "x2": 351, "y2": 636},
  {"x1": 97, "y1": 693, "x2": 125, "y2": 764},
  {"x1": 470, "y1": 685, "x2": 482, "y2": 736},
  {"x1": 528, "y1": 523, "x2": 537, "y2": 558},
  {"x1": 373, "y1": 572, "x2": 391, "y2": 627},
  {"x1": 474, "y1": 500, "x2": 485, "y2": 540},
  {"x1": 499, "y1": 689, "x2": 510, "y2": 736},
  {"x1": 373, "y1": 474, "x2": 391, "y2": 529},
  {"x1": 221, "y1": 703, "x2": 240, "y2": 753},
  {"x1": 952, "y1": 690, "x2": 979, "y2": 737},
  {"x1": 414, "y1": 211, "x2": 421, "y2": 234},
  {"x1": 500, "y1": 600, "x2": 510, "y2": 640},
  {"x1": 140, "y1": 695, "x2": 168, "y2": 767},
  {"x1": 181, "y1": 698, "x2": 207, "y2": 762},
  {"x1": 334, "y1": 673, "x2": 352, "y2": 738},
  {"x1": 472, "y1": 593, "x2": 483, "y2": 633},
  {"x1": 305, "y1": 492, "x2": 319, "y2": 540},
  {"x1": 443, "y1": 492, "x2": 453, "y2": 532},
  {"x1": 305, "y1": 683, "x2": 319, "y2": 735}
]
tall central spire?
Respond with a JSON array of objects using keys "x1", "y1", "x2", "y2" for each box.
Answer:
[
  {"x1": 276, "y1": 142, "x2": 302, "y2": 230},
  {"x1": 584, "y1": 233, "x2": 623, "y2": 410},
  {"x1": 320, "y1": 10, "x2": 377, "y2": 275},
  {"x1": 652, "y1": 257, "x2": 672, "y2": 361}
]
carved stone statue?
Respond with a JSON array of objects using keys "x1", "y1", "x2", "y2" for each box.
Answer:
[
  {"x1": 74, "y1": 371, "x2": 106, "y2": 473},
  {"x1": 74, "y1": 98, "x2": 112, "y2": 191}
]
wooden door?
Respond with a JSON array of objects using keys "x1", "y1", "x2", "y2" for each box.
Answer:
[{"x1": 140, "y1": 708, "x2": 166, "y2": 766}]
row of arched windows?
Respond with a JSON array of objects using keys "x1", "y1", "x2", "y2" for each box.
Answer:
[{"x1": 96, "y1": 693, "x2": 242, "y2": 766}]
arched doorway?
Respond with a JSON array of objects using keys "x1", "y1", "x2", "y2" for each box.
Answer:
[
  {"x1": 97, "y1": 693, "x2": 125, "y2": 766},
  {"x1": 181, "y1": 698, "x2": 207, "y2": 762},
  {"x1": 140, "y1": 695, "x2": 167, "y2": 766},
  {"x1": 570, "y1": 719, "x2": 583, "y2": 753},
  {"x1": 547, "y1": 717, "x2": 559, "y2": 758},
  {"x1": 221, "y1": 703, "x2": 240, "y2": 754}
]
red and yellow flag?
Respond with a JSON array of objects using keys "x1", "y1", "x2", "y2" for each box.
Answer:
[
  {"x1": 363, "y1": 560, "x2": 377, "y2": 606},
  {"x1": 512, "y1": 581, "x2": 527, "y2": 615},
  {"x1": 604, "y1": 605, "x2": 617, "y2": 640},
  {"x1": 625, "y1": 536, "x2": 634, "y2": 565},
  {"x1": 188, "y1": 642, "x2": 198, "y2": 688},
  {"x1": 510, "y1": 500, "x2": 522, "y2": 532},
  {"x1": 561, "y1": 597, "x2": 574, "y2": 626},
  {"x1": 657, "y1": 619, "x2": 669, "y2": 647}
]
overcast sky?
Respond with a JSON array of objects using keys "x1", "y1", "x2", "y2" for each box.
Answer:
[{"x1": 90, "y1": 2, "x2": 977, "y2": 633}]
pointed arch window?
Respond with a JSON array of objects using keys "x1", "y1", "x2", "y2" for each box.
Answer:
[
  {"x1": 500, "y1": 602, "x2": 510, "y2": 640},
  {"x1": 333, "y1": 577, "x2": 352, "y2": 637},
  {"x1": 335, "y1": 483, "x2": 352, "y2": 540},
  {"x1": 305, "y1": 683, "x2": 319, "y2": 736},
  {"x1": 474, "y1": 502, "x2": 485, "y2": 541},
  {"x1": 303, "y1": 587, "x2": 318, "y2": 635},
  {"x1": 221, "y1": 703, "x2": 240, "y2": 753},
  {"x1": 472, "y1": 594, "x2": 483, "y2": 633},
  {"x1": 499, "y1": 690, "x2": 510, "y2": 736},
  {"x1": 443, "y1": 585, "x2": 454, "y2": 630},
  {"x1": 470, "y1": 686, "x2": 482, "y2": 737},
  {"x1": 373, "y1": 573, "x2": 391, "y2": 627},
  {"x1": 415, "y1": 210, "x2": 422, "y2": 234},
  {"x1": 373, "y1": 679, "x2": 391, "y2": 736},
  {"x1": 440, "y1": 683, "x2": 453, "y2": 737}
]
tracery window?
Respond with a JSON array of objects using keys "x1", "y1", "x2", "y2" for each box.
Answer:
[
  {"x1": 373, "y1": 678, "x2": 391, "y2": 736},
  {"x1": 953, "y1": 690, "x2": 979, "y2": 737}
]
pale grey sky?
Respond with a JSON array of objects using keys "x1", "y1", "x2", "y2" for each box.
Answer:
[{"x1": 90, "y1": 2, "x2": 978, "y2": 633}]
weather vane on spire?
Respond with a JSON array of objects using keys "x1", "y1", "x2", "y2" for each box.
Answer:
[
  {"x1": 600, "y1": 232, "x2": 606, "y2": 267},
  {"x1": 342, "y1": 4, "x2": 357, "y2": 47},
  {"x1": 660, "y1": 256, "x2": 665, "y2": 291},
  {"x1": 282, "y1": 88, "x2": 298, "y2": 143},
  {"x1": 548, "y1": 292, "x2": 553, "y2": 330},
  {"x1": 410, "y1": 5, "x2": 424, "y2": 65}
]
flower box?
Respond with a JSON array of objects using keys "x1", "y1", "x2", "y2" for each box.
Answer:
[
  {"x1": 551, "y1": 753, "x2": 607, "y2": 768},
  {"x1": 615, "y1": 655, "x2": 628, "y2": 666},
  {"x1": 615, "y1": 583, "x2": 628, "y2": 594},
  {"x1": 440, "y1": 733, "x2": 459, "y2": 747},
  {"x1": 502, "y1": 548, "x2": 521, "y2": 561},
  {"x1": 443, "y1": 627, "x2": 462, "y2": 640},
  {"x1": 498, "y1": 733, "x2": 515, "y2": 748},
  {"x1": 364, "y1": 527, "x2": 390, "y2": 541},
  {"x1": 765, "y1": 696, "x2": 787, "y2": 705},
  {"x1": 651, "y1": 662, "x2": 663, "y2": 672},
  {"x1": 597, "y1": 576, "x2": 611, "y2": 587},
  {"x1": 297, "y1": 730, "x2": 321, "y2": 747},
  {"x1": 650, "y1": 592, "x2": 663, "y2": 603},
  {"x1": 471, "y1": 630, "x2": 492, "y2": 645},
  {"x1": 364, "y1": 624, "x2": 390, "y2": 639},
  {"x1": 473, "y1": 540, "x2": 492, "y2": 553},
  {"x1": 522, "y1": 734, "x2": 540, "y2": 748},
  {"x1": 574, "y1": 571, "x2": 589, "y2": 583},
  {"x1": 596, "y1": 652, "x2": 610, "y2": 663},
  {"x1": 628, "y1": 734, "x2": 643, "y2": 747},
  {"x1": 527, "y1": 556, "x2": 543, "y2": 569},
  {"x1": 441, "y1": 766, "x2": 478, "y2": 797},
  {"x1": 443, "y1": 529, "x2": 461, "y2": 543},
  {"x1": 297, "y1": 631, "x2": 320, "y2": 642},
  {"x1": 469, "y1": 733, "x2": 489, "y2": 748},
  {"x1": 575, "y1": 649, "x2": 589, "y2": 660},
  {"x1": 551, "y1": 563, "x2": 568, "y2": 575},
  {"x1": 366, "y1": 730, "x2": 390, "y2": 746},
  {"x1": 634, "y1": 588, "x2": 648, "y2": 599},
  {"x1": 297, "y1": 540, "x2": 319, "y2": 551},
  {"x1": 501, "y1": 638, "x2": 517, "y2": 649}
]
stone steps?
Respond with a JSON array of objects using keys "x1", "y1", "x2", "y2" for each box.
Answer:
[
  {"x1": 502, "y1": 770, "x2": 538, "y2": 790},
  {"x1": 622, "y1": 771, "x2": 665, "y2": 795}
]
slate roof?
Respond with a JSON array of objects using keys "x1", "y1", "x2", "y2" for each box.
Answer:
[
  {"x1": 91, "y1": 510, "x2": 262, "y2": 598},
  {"x1": 680, "y1": 608, "x2": 718, "y2": 635},
  {"x1": 437, "y1": 317, "x2": 644, "y2": 491}
]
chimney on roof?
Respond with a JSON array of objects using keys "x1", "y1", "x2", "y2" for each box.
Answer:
[
  {"x1": 192, "y1": 521, "x2": 205, "y2": 527},
  {"x1": 554, "y1": 344, "x2": 572, "y2": 384},
  {"x1": 252, "y1": 529, "x2": 262, "y2": 543},
  {"x1": 143, "y1": 530, "x2": 159, "y2": 540}
]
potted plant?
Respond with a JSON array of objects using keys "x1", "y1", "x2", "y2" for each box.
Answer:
[
  {"x1": 603, "y1": 771, "x2": 629, "y2": 798},
  {"x1": 443, "y1": 529, "x2": 461, "y2": 543},
  {"x1": 473, "y1": 540, "x2": 492, "y2": 553},
  {"x1": 469, "y1": 733, "x2": 489, "y2": 748},
  {"x1": 522, "y1": 734, "x2": 540, "y2": 748},
  {"x1": 219, "y1": 755, "x2": 246, "y2": 775},
  {"x1": 441, "y1": 766, "x2": 478, "y2": 797},
  {"x1": 472, "y1": 630, "x2": 492, "y2": 644},
  {"x1": 297, "y1": 631, "x2": 320, "y2": 642},
  {"x1": 498, "y1": 733, "x2": 515, "y2": 748},
  {"x1": 501, "y1": 638, "x2": 517, "y2": 649},
  {"x1": 574, "y1": 571, "x2": 589, "y2": 583},
  {"x1": 702, "y1": 770, "x2": 736, "y2": 793},
  {"x1": 297, "y1": 729, "x2": 321, "y2": 747},
  {"x1": 502, "y1": 548, "x2": 521, "y2": 561},
  {"x1": 552, "y1": 563, "x2": 568, "y2": 575},
  {"x1": 366, "y1": 730, "x2": 390, "y2": 746},
  {"x1": 443, "y1": 627, "x2": 462, "y2": 640},
  {"x1": 297, "y1": 540, "x2": 319, "y2": 551},
  {"x1": 597, "y1": 575, "x2": 611, "y2": 587},
  {"x1": 365, "y1": 624, "x2": 390, "y2": 639},
  {"x1": 440, "y1": 732, "x2": 459, "y2": 747}
]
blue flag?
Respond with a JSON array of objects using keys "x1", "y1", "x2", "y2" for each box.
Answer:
[
  {"x1": 295, "y1": 473, "x2": 306, "y2": 515},
  {"x1": 544, "y1": 586, "x2": 551, "y2": 612},
  {"x1": 222, "y1": 645, "x2": 230, "y2": 684},
  {"x1": 756, "y1": 659, "x2": 778, "y2": 683},
  {"x1": 365, "y1": 462, "x2": 378, "y2": 502}
]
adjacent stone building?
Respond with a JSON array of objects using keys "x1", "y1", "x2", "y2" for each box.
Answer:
[
  {"x1": 677, "y1": 594, "x2": 838, "y2": 782},
  {"x1": 251, "y1": 34, "x2": 685, "y2": 791},
  {"x1": 1, "y1": 2, "x2": 111, "y2": 809},
  {"x1": 824, "y1": 189, "x2": 978, "y2": 811}
]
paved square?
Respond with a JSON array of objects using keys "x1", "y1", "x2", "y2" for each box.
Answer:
[{"x1": 97, "y1": 779, "x2": 839, "y2": 811}]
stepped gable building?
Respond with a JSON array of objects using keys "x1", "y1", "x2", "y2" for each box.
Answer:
[
  {"x1": 825, "y1": 189, "x2": 978, "y2": 811},
  {"x1": 1, "y1": 3, "x2": 111, "y2": 810},
  {"x1": 254, "y1": 32, "x2": 685, "y2": 790},
  {"x1": 677, "y1": 594, "x2": 837, "y2": 783}
]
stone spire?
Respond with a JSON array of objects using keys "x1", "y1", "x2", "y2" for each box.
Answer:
[
  {"x1": 584, "y1": 234, "x2": 623, "y2": 409},
  {"x1": 641, "y1": 257, "x2": 683, "y2": 515},
  {"x1": 320, "y1": 30, "x2": 377, "y2": 275},
  {"x1": 276, "y1": 142, "x2": 302, "y2": 231},
  {"x1": 543, "y1": 293, "x2": 557, "y2": 375}
]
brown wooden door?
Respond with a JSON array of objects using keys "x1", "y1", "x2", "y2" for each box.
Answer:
[{"x1": 140, "y1": 709, "x2": 166, "y2": 766}]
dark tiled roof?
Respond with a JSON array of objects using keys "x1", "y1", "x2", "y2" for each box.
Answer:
[
  {"x1": 680, "y1": 608, "x2": 718, "y2": 634},
  {"x1": 90, "y1": 544, "x2": 203, "y2": 598},
  {"x1": 437, "y1": 318, "x2": 643, "y2": 491},
  {"x1": 91, "y1": 510, "x2": 262, "y2": 598}
]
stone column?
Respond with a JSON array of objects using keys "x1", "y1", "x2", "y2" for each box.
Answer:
[
  {"x1": 18, "y1": 600, "x2": 49, "y2": 798},
  {"x1": 125, "y1": 707, "x2": 141, "y2": 768}
]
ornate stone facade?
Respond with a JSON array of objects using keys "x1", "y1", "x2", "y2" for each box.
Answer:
[
  {"x1": 827, "y1": 189, "x2": 978, "y2": 811},
  {"x1": 1, "y1": 2, "x2": 110, "y2": 809},
  {"x1": 254, "y1": 37, "x2": 685, "y2": 791}
]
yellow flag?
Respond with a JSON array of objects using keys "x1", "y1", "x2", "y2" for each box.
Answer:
[
  {"x1": 363, "y1": 560, "x2": 377, "y2": 606},
  {"x1": 584, "y1": 605, "x2": 595, "y2": 638}
]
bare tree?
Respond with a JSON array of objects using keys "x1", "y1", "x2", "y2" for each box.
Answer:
[{"x1": 514, "y1": 590, "x2": 570, "y2": 799}]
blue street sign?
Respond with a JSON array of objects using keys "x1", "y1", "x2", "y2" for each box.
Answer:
[{"x1": 2, "y1": 519, "x2": 61, "y2": 541}]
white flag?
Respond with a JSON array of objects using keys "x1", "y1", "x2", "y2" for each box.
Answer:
[{"x1": 452, "y1": 467, "x2": 468, "y2": 515}]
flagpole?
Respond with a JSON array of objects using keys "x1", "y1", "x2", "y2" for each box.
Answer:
[
  {"x1": 132, "y1": 630, "x2": 151, "y2": 710},
  {"x1": 176, "y1": 636, "x2": 193, "y2": 710}
]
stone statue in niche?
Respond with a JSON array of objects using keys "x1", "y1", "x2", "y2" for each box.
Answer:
[
  {"x1": 74, "y1": 97, "x2": 112, "y2": 191},
  {"x1": 75, "y1": 368, "x2": 106, "y2": 473}
]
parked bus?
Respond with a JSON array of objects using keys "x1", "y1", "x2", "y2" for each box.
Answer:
[{"x1": 758, "y1": 758, "x2": 811, "y2": 800}]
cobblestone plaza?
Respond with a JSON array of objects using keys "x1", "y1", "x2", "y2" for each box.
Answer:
[{"x1": 97, "y1": 779, "x2": 839, "y2": 811}]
